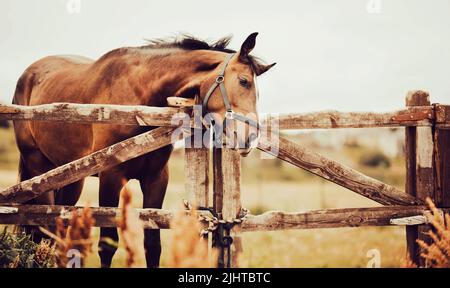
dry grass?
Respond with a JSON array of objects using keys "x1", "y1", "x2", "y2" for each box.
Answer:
[
  {"x1": 55, "y1": 208, "x2": 95, "y2": 267},
  {"x1": 416, "y1": 198, "x2": 450, "y2": 268},
  {"x1": 0, "y1": 227, "x2": 56, "y2": 268},
  {"x1": 401, "y1": 256, "x2": 418, "y2": 268},
  {"x1": 40, "y1": 207, "x2": 95, "y2": 267},
  {"x1": 168, "y1": 208, "x2": 216, "y2": 268},
  {"x1": 8, "y1": 255, "x2": 20, "y2": 268},
  {"x1": 117, "y1": 182, "x2": 146, "y2": 268},
  {"x1": 35, "y1": 239, "x2": 55, "y2": 267}
]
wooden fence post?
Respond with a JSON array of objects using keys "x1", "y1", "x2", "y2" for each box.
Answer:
[
  {"x1": 184, "y1": 144, "x2": 209, "y2": 207},
  {"x1": 213, "y1": 147, "x2": 243, "y2": 267},
  {"x1": 213, "y1": 147, "x2": 223, "y2": 217},
  {"x1": 184, "y1": 126, "x2": 211, "y2": 265},
  {"x1": 405, "y1": 90, "x2": 435, "y2": 266},
  {"x1": 434, "y1": 104, "x2": 450, "y2": 208}
]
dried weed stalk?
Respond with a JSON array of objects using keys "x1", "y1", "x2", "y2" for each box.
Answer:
[
  {"x1": 169, "y1": 208, "x2": 216, "y2": 268},
  {"x1": 416, "y1": 198, "x2": 450, "y2": 268},
  {"x1": 117, "y1": 183, "x2": 146, "y2": 268}
]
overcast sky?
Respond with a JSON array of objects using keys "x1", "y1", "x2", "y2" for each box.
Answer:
[{"x1": 1, "y1": 0, "x2": 449, "y2": 113}]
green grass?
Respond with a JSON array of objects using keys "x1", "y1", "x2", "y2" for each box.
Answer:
[{"x1": 0, "y1": 127, "x2": 408, "y2": 267}]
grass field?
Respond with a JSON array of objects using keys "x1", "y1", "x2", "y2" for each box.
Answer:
[{"x1": 0, "y1": 126, "x2": 407, "y2": 267}]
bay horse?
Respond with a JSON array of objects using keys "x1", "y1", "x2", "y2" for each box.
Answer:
[{"x1": 12, "y1": 33, "x2": 275, "y2": 267}]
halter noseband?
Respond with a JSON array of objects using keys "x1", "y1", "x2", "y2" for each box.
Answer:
[{"x1": 201, "y1": 53, "x2": 259, "y2": 129}]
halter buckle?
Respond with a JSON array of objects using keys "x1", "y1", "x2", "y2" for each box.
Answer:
[
  {"x1": 216, "y1": 76, "x2": 225, "y2": 83},
  {"x1": 225, "y1": 110, "x2": 234, "y2": 120}
]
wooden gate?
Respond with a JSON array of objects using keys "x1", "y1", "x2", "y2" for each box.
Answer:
[{"x1": 0, "y1": 90, "x2": 449, "y2": 267}]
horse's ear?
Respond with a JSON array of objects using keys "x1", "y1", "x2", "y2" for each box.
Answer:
[
  {"x1": 239, "y1": 32, "x2": 258, "y2": 63},
  {"x1": 254, "y1": 62, "x2": 276, "y2": 76}
]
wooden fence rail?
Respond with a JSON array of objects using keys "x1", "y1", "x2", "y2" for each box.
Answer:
[
  {"x1": 257, "y1": 133, "x2": 422, "y2": 206},
  {"x1": 2, "y1": 204, "x2": 448, "y2": 231},
  {"x1": 0, "y1": 204, "x2": 211, "y2": 229},
  {"x1": 241, "y1": 206, "x2": 450, "y2": 231},
  {"x1": 0, "y1": 103, "x2": 190, "y2": 126},
  {"x1": 0, "y1": 126, "x2": 190, "y2": 204},
  {"x1": 265, "y1": 106, "x2": 435, "y2": 129},
  {"x1": 2, "y1": 102, "x2": 448, "y2": 130}
]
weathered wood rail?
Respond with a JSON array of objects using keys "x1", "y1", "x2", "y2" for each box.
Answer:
[
  {"x1": 0, "y1": 126, "x2": 190, "y2": 204},
  {"x1": 0, "y1": 102, "x2": 190, "y2": 126},
  {"x1": 2, "y1": 102, "x2": 448, "y2": 129},
  {"x1": 264, "y1": 106, "x2": 436, "y2": 129},
  {"x1": 241, "y1": 206, "x2": 450, "y2": 231},
  {"x1": 1, "y1": 204, "x2": 448, "y2": 232},
  {"x1": 0, "y1": 91, "x2": 449, "y2": 267},
  {"x1": 0, "y1": 204, "x2": 211, "y2": 229},
  {"x1": 257, "y1": 132, "x2": 421, "y2": 206}
]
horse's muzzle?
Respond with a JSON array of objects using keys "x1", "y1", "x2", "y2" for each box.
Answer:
[{"x1": 235, "y1": 131, "x2": 258, "y2": 157}]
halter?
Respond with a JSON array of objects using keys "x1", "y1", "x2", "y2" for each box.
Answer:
[{"x1": 201, "y1": 53, "x2": 260, "y2": 129}]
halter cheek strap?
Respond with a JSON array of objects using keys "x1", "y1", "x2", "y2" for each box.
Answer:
[
  {"x1": 202, "y1": 53, "x2": 235, "y2": 115},
  {"x1": 201, "y1": 53, "x2": 260, "y2": 129}
]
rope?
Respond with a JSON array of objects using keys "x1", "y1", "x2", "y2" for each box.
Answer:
[
  {"x1": 198, "y1": 209, "x2": 249, "y2": 236},
  {"x1": 183, "y1": 200, "x2": 249, "y2": 268},
  {"x1": 183, "y1": 199, "x2": 249, "y2": 236}
]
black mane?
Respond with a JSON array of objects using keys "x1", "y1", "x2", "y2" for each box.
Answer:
[
  {"x1": 97, "y1": 35, "x2": 269, "y2": 75},
  {"x1": 140, "y1": 34, "x2": 268, "y2": 74},
  {"x1": 142, "y1": 34, "x2": 236, "y2": 53}
]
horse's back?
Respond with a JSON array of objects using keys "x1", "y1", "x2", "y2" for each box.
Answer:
[
  {"x1": 55, "y1": 55, "x2": 94, "y2": 64},
  {"x1": 13, "y1": 54, "x2": 93, "y2": 106},
  {"x1": 13, "y1": 52, "x2": 170, "y2": 179}
]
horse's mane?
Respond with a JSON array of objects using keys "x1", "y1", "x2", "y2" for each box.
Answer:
[
  {"x1": 142, "y1": 34, "x2": 236, "y2": 54},
  {"x1": 141, "y1": 34, "x2": 266, "y2": 72},
  {"x1": 97, "y1": 35, "x2": 266, "y2": 72}
]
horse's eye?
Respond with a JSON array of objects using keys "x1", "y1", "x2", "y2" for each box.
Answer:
[{"x1": 239, "y1": 77, "x2": 249, "y2": 87}]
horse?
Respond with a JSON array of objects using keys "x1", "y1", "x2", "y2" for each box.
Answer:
[{"x1": 12, "y1": 33, "x2": 275, "y2": 267}]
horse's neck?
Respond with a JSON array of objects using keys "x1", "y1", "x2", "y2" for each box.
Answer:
[
  {"x1": 89, "y1": 50, "x2": 202, "y2": 106},
  {"x1": 141, "y1": 55, "x2": 194, "y2": 106}
]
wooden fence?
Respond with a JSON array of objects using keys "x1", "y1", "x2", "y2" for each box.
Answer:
[{"x1": 0, "y1": 90, "x2": 449, "y2": 267}]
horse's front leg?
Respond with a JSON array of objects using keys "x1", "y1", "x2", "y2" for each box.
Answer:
[
  {"x1": 98, "y1": 170, "x2": 127, "y2": 268},
  {"x1": 18, "y1": 150, "x2": 56, "y2": 243},
  {"x1": 139, "y1": 165, "x2": 169, "y2": 268}
]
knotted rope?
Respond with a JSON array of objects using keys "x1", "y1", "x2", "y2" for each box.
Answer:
[{"x1": 183, "y1": 200, "x2": 249, "y2": 268}]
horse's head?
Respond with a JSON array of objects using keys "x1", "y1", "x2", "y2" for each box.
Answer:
[{"x1": 199, "y1": 33, "x2": 276, "y2": 156}]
